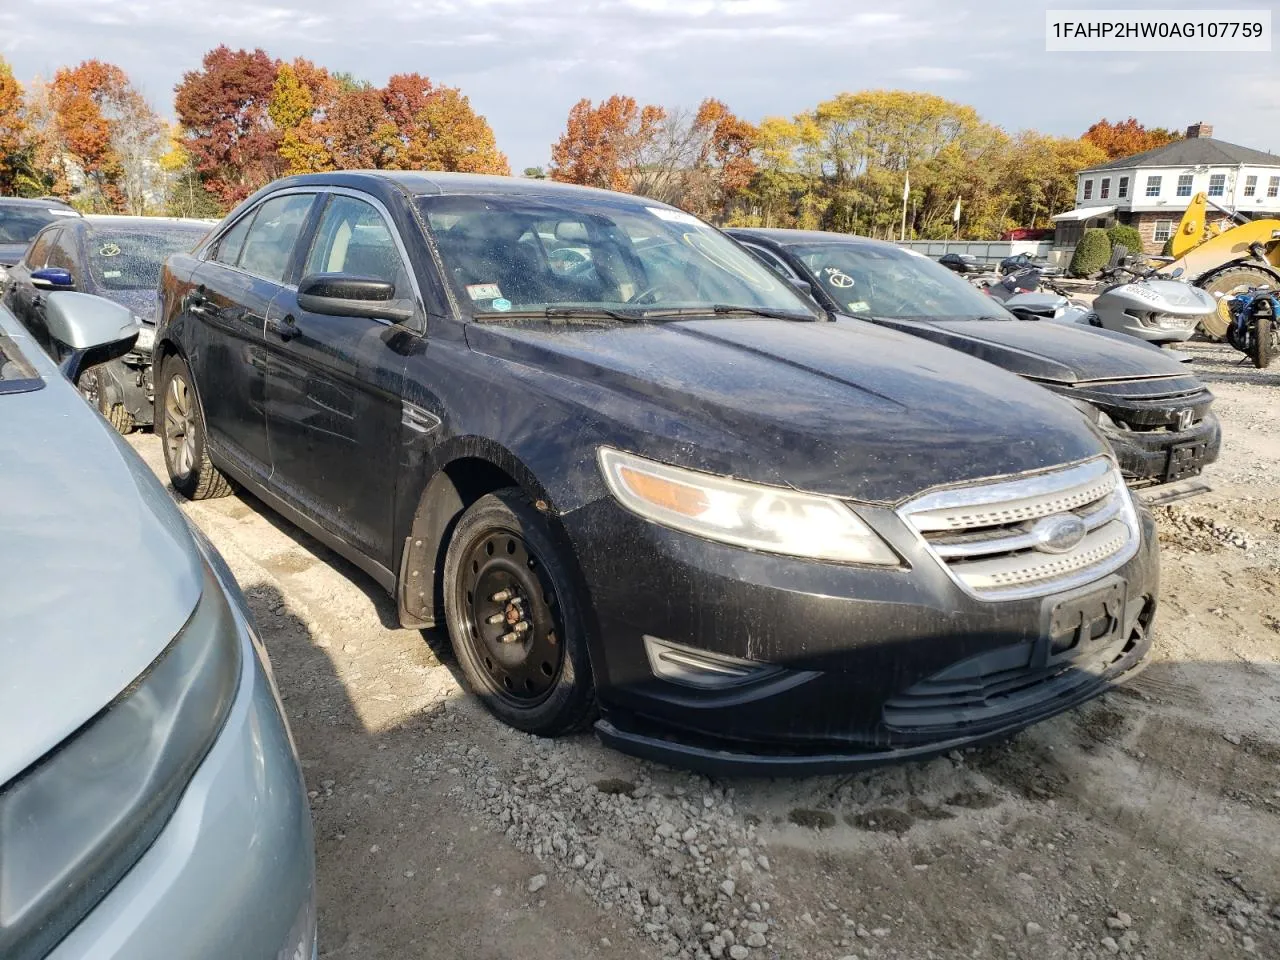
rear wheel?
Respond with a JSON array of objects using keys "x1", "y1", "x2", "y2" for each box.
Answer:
[
  {"x1": 443, "y1": 489, "x2": 596, "y2": 736},
  {"x1": 1200, "y1": 266, "x2": 1279, "y2": 340},
  {"x1": 157, "y1": 354, "x2": 232, "y2": 500},
  {"x1": 76, "y1": 364, "x2": 135, "y2": 434}
]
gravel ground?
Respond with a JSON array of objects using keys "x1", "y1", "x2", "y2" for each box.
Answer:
[{"x1": 127, "y1": 339, "x2": 1280, "y2": 960}]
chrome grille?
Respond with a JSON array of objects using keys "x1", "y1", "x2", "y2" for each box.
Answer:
[{"x1": 899, "y1": 458, "x2": 1140, "y2": 601}]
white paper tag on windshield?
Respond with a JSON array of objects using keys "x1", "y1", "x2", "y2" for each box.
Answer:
[
  {"x1": 49, "y1": 208, "x2": 79, "y2": 217},
  {"x1": 465, "y1": 283, "x2": 503, "y2": 300},
  {"x1": 646, "y1": 207, "x2": 704, "y2": 227}
]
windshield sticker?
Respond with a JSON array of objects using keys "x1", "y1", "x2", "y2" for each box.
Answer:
[
  {"x1": 823, "y1": 268, "x2": 855, "y2": 288},
  {"x1": 99, "y1": 242, "x2": 121, "y2": 257},
  {"x1": 491, "y1": 297, "x2": 512, "y2": 312},
  {"x1": 846, "y1": 300, "x2": 870, "y2": 313},
  {"x1": 466, "y1": 282, "x2": 503, "y2": 301},
  {"x1": 646, "y1": 207, "x2": 704, "y2": 227},
  {"x1": 49, "y1": 209, "x2": 79, "y2": 217},
  {"x1": 103, "y1": 270, "x2": 123, "y2": 278}
]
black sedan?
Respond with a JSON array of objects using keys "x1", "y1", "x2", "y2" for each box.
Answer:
[
  {"x1": 154, "y1": 172, "x2": 1156, "y2": 775},
  {"x1": 728, "y1": 227, "x2": 1220, "y2": 503},
  {"x1": 3, "y1": 215, "x2": 212, "y2": 432},
  {"x1": 1000, "y1": 252, "x2": 1061, "y2": 277},
  {"x1": 937, "y1": 251, "x2": 991, "y2": 274}
]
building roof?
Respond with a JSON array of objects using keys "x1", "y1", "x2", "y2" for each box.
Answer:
[
  {"x1": 1051, "y1": 205, "x2": 1117, "y2": 222},
  {"x1": 1082, "y1": 137, "x2": 1280, "y2": 173}
]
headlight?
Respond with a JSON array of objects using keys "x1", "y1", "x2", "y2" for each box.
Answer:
[
  {"x1": 1067, "y1": 398, "x2": 1121, "y2": 431},
  {"x1": 0, "y1": 563, "x2": 241, "y2": 960},
  {"x1": 598, "y1": 447, "x2": 899, "y2": 565},
  {"x1": 133, "y1": 319, "x2": 155, "y2": 352}
]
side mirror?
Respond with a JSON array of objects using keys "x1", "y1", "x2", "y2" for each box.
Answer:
[
  {"x1": 30, "y1": 266, "x2": 75, "y2": 290},
  {"x1": 788, "y1": 277, "x2": 816, "y2": 298},
  {"x1": 43, "y1": 292, "x2": 139, "y2": 381},
  {"x1": 297, "y1": 273, "x2": 413, "y2": 324}
]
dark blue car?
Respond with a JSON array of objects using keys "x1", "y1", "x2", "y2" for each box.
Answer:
[{"x1": 2, "y1": 214, "x2": 213, "y2": 432}]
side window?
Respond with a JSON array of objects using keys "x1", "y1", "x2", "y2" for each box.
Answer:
[
  {"x1": 302, "y1": 195, "x2": 411, "y2": 300},
  {"x1": 213, "y1": 212, "x2": 255, "y2": 267},
  {"x1": 743, "y1": 244, "x2": 800, "y2": 281},
  {"x1": 44, "y1": 229, "x2": 78, "y2": 273},
  {"x1": 237, "y1": 193, "x2": 316, "y2": 283},
  {"x1": 24, "y1": 230, "x2": 56, "y2": 269}
]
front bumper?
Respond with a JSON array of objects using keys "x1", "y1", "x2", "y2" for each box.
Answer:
[
  {"x1": 1104, "y1": 411, "x2": 1221, "y2": 490},
  {"x1": 565, "y1": 495, "x2": 1159, "y2": 776},
  {"x1": 1105, "y1": 316, "x2": 1199, "y2": 344},
  {"x1": 48, "y1": 549, "x2": 316, "y2": 960}
]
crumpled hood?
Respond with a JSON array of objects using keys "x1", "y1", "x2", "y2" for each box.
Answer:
[
  {"x1": 466, "y1": 316, "x2": 1108, "y2": 505},
  {"x1": 866, "y1": 316, "x2": 1190, "y2": 385},
  {"x1": 0, "y1": 323, "x2": 202, "y2": 786}
]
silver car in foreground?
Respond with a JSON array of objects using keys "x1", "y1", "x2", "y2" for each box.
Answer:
[{"x1": 0, "y1": 293, "x2": 315, "y2": 959}]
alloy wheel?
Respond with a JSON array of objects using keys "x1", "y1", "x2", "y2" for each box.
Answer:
[{"x1": 164, "y1": 374, "x2": 197, "y2": 478}]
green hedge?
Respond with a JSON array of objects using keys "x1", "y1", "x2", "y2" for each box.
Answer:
[
  {"x1": 1106, "y1": 224, "x2": 1144, "y2": 257},
  {"x1": 1070, "y1": 228, "x2": 1113, "y2": 278}
]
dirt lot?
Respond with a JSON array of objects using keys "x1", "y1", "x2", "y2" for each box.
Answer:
[{"x1": 127, "y1": 340, "x2": 1280, "y2": 960}]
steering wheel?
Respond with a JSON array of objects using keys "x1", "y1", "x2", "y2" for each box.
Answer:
[{"x1": 627, "y1": 284, "x2": 666, "y2": 305}]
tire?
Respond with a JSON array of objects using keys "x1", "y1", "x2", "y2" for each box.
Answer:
[
  {"x1": 442, "y1": 488, "x2": 597, "y2": 736},
  {"x1": 1199, "y1": 266, "x2": 1280, "y2": 340},
  {"x1": 76, "y1": 365, "x2": 135, "y2": 435},
  {"x1": 157, "y1": 353, "x2": 232, "y2": 500},
  {"x1": 1254, "y1": 313, "x2": 1273, "y2": 369}
]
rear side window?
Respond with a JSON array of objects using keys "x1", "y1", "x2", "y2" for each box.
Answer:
[
  {"x1": 24, "y1": 230, "x2": 56, "y2": 268},
  {"x1": 237, "y1": 193, "x2": 315, "y2": 283},
  {"x1": 303, "y1": 195, "x2": 411, "y2": 298},
  {"x1": 213, "y1": 213, "x2": 254, "y2": 267}
]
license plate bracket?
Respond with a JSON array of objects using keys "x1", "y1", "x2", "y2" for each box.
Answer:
[
  {"x1": 1041, "y1": 577, "x2": 1127, "y2": 666},
  {"x1": 1165, "y1": 438, "x2": 1208, "y2": 483}
]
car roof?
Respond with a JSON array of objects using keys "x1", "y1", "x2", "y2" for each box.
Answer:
[
  {"x1": 726, "y1": 227, "x2": 902, "y2": 253},
  {"x1": 266, "y1": 170, "x2": 678, "y2": 208},
  {"x1": 0, "y1": 196, "x2": 79, "y2": 212}
]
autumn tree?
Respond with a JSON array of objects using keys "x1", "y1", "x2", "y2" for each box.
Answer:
[
  {"x1": 0, "y1": 59, "x2": 26, "y2": 194},
  {"x1": 549, "y1": 95, "x2": 665, "y2": 192},
  {"x1": 1081, "y1": 117, "x2": 1181, "y2": 160},
  {"x1": 49, "y1": 61, "x2": 127, "y2": 209},
  {"x1": 1003, "y1": 133, "x2": 1108, "y2": 228},
  {"x1": 175, "y1": 46, "x2": 281, "y2": 205},
  {"x1": 381, "y1": 73, "x2": 508, "y2": 174}
]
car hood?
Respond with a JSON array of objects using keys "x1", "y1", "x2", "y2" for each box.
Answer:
[
  {"x1": 0, "y1": 325, "x2": 202, "y2": 786},
  {"x1": 865, "y1": 316, "x2": 1190, "y2": 385},
  {"x1": 0, "y1": 242, "x2": 27, "y2": 267},
  {"x1": 466, "y1": 316, "x2": 1108, "y2": 505}
]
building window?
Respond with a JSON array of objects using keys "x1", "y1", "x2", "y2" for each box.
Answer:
[
  {"x1": 1145, "y1": 176, "x2": 1162, "y2": 197},
  {"x1": 1176, "y1": 174, "x2": 1193, "y2": 197},
  {"x1": 1269, "y1": 176, "x2": 1279, "y2": 198},
  {"x1": 1118, "y1": 176, "x2": 1129, "y2": 198},
  {"x1": 1083, "y1": 179, "x2": 1093, "y2": 200},
  {"x1": 1244, "y1": 175, "x2": 1258, "y2": 197},
  {"x1": 1153, "y1": 220, "x2": 1173, "y2": 243},
  {"x1": 1208, "y1": 174, "x2": 1226, "y2": 196},
  {"x1": 1100, "y1": 177, "x2": 1110, "y2": 199}
]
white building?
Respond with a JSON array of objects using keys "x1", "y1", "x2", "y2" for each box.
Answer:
[{"x1": 1052, "y1": 123, "x2": 1280, "y2": 254}]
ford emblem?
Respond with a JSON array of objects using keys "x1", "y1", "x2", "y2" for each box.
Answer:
[{"x1": 1032, "y1": 514, "x2": 1087, "y2": 554}]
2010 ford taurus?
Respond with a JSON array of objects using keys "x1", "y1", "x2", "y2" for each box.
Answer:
[{"x1": 154, "y1": 171, "x2": 1158, "y2": 775}]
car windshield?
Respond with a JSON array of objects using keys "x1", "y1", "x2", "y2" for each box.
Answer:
[
  {"x1": 86, "y1": 226, "x2": 208, "y2": 291},
  {"x1": 790, "y1": 242, "x2": 1010, "y2": 320},
  {"x1": 0, "y1": 206, "x2": 76, "y2": 244},
  {"x1": 418, "y1": 194, "x2": 819, "y2": 320}
]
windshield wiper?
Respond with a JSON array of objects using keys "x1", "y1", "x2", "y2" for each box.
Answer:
[
  {"x1": 633, "y1": 304, "x2": 818, "y2": 322},
  {"x1": 474, "y1": 306, "x2": 645, "y2": 323}
]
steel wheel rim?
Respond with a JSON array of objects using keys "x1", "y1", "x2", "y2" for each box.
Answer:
[
  {"x1": 164, "y1": 375, "x2": 197, "y2": 478},
  {"x1": 457, "y1": 528, "x2": 564, "y2": 706}
]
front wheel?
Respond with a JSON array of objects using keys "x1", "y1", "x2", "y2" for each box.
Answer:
[
  {"x1": 442, "y1": 489, "x2": 597, "y2": 735},
  {"x1": 157, "y1": 354, "x2": 232, "y2": 500},
  {"x1": 77, "y1": 364, "x2": 135, "y2": 434},
  {"x1": 1200, "y1": 266, "x2": 1279, "y2": 340}
]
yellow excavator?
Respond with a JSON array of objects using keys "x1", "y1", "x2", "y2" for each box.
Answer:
[{"x1": 1160, "y1": 192, "x2": 1280, "y2": 338}]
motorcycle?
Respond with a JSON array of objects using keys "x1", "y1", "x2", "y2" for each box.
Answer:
[
  {"x1": 1223, "y1": 286, "x2": 1280, "y2": 369},
  {"x1": 982, "y1": 267, "x2": 1095, "y2": 326},
  {"x1": 1086, "y1": 245, "x2": 1218, "y2": 346}
]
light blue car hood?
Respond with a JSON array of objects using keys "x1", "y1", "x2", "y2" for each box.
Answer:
[{"x1": 0, "y1": 316, "x2": 202, "y2": 786}]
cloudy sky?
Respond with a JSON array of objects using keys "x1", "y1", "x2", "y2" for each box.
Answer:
[{"x1": 1, "y1": 0, "x2": 1275, "y2": 172}]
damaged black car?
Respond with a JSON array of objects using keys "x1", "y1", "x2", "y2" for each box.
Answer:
[
  {"x1": 729, "y1": 228, "x2": 1221, "y2": 505},
  {"x1": 155, "y1": 172, "x2": 1158, "y2": 775}
]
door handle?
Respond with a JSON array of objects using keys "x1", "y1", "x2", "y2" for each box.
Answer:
[
  {"x1": 266, "y1": 314, "x2": 299, "y2": 342},
  {"x1": 187, "y1": 287, "x2": 210, "y2": 316}
]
